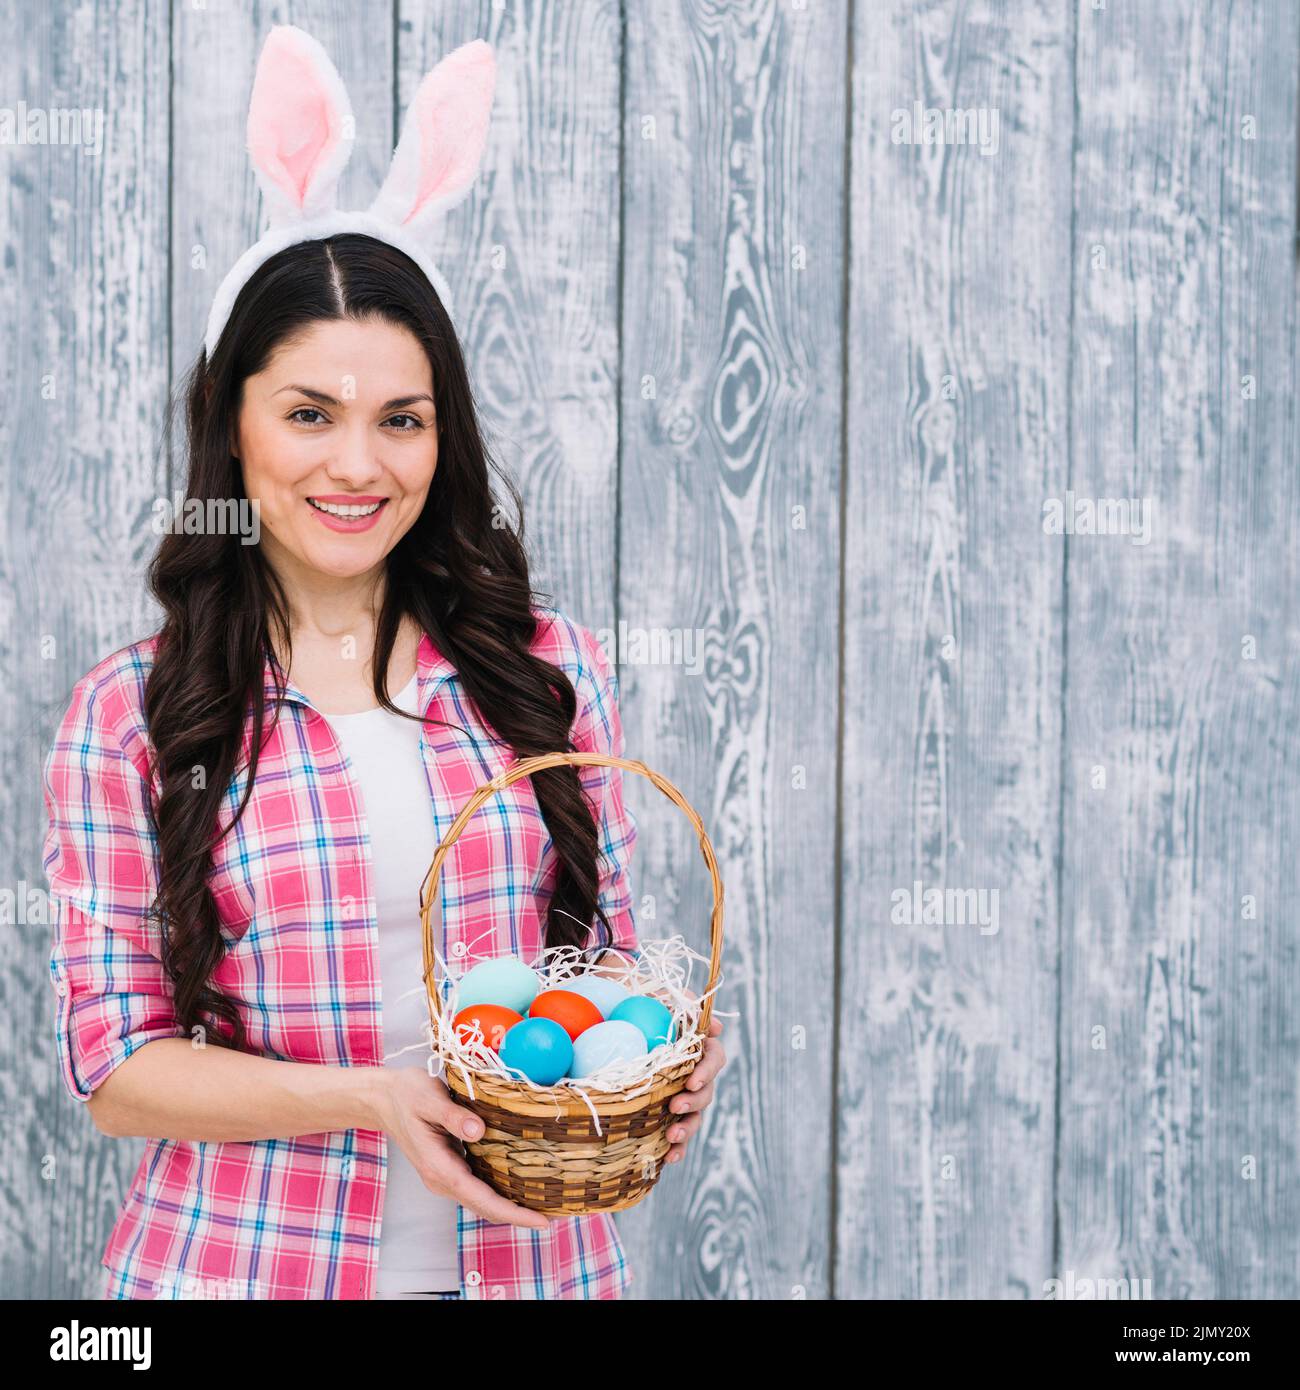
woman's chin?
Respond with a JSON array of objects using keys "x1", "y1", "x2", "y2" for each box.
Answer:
[{"x1": 297, "y1": 535, "x2": 389, "y2": 580}]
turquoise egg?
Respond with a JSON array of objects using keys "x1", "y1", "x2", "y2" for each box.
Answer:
[
  {"x1": 562, "y1": 974, "x2": 632, "y2": 1020},
  {"x1": 498, "y1": 1017, "x2": 573, "y2": 1086},
  {"x1": 455, "y1": 956, "x2": 541, "y2": 1015},
  {"x1": 609, "y1": 995, "x2": 676, "y2": 1050},
  {"x1": 569, "y1": 1020, "x2": 647, "y2": 1079}
]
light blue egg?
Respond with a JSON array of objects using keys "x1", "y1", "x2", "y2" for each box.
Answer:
[
  {"x1": 498, "y1": 1017, "x2": 573, "y2": 1086},
  {"x1": 455, "y1": 956, "x2": 541, "y2": 1015},
  {"x1": 562, "y1": 974, "x2": 633, "y2": 1020},
  {"x1": 609, "y1": 995, "x2": 676, "y2": 1050},
  {"x1": 569, "y1": 1020, "x2": 648, "y2": 1079}
]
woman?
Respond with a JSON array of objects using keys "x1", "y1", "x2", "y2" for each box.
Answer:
[{"x1": 41, "y1": 222, "x2": 724, "y2": 1299}]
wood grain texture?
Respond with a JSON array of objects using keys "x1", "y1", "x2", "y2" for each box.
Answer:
[
  {"x1": 837, "y1": 0, "x2": 1071, "y2": 1297},
  {"x1": 0, "y1": 0, "x2": 171, "y2": 1299},
  {"x1": 400, "y1": 0, "x2": 624, "y2": 639},
  {"x1": 616, "y1": 0, "x2": 845, "y2": 1299},
  {"x1": 1058, "y1": 0, "x2": 1300, "y2": 1300}
]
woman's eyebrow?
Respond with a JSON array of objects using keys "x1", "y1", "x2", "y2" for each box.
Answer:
[{"x1": 274, "y1": 385, "x2": 435, "y2": 411}]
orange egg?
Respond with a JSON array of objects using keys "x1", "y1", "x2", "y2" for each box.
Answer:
[
  {"x1": 452, "y1": 1003, "x2": 523, "y2": 1053},
  {"x1": 527, "y1": 989, "x2": 603, "y2": 1042}
]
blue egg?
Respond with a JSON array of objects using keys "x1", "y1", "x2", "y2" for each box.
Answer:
[
  {"x1": 562, "y1": 974, "x2": 633, "y2": 1020},
  {"x1": 569, "y1": 1021, "x2": 648, "y2": 1079},
  {"x1": 609, "y1": 995, "x2": 676, "y2": 1050},
  {"x1": 455, "y1": 956, "x2": 541, "y2": 1015},
  {"x1": 498, "y1": 1017, "x2": 573, "y2": 1086}
]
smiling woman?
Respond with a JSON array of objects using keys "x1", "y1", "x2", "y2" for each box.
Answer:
[
  {"x1": 40, "y1": 22, "x2": 725, "y2": 1305},
  {"x1": 41, "y1": 228, "x2": 676, "y2": 1301}
]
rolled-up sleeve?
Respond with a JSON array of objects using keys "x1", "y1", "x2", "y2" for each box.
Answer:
[
  {"x1": 569, "y1": 623, "x2": 641, "y2": 960},
  {"x1": 42, "y1": 672, "x2": 183, "y2": 1103}
]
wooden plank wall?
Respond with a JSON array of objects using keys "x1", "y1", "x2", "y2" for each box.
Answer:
[
  {"x1": 1060, "y1": 0, "x2": 1300, "y2": 1301},
  {"x1": 1, "y1": 0, "x2": 1296, "y2": 1302},
  {"x1": 1, "y1": 0, "x2": 172, "y2": 1298},
  {"x1": 839, "y1": 0, "x2": 1071, "y2": 1298}
]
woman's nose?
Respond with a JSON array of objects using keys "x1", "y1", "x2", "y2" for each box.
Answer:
[{"x1": 325, "y1": 428, "x2": 384, "y2": 486}]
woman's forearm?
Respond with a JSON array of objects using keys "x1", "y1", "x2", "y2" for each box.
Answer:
[{"x1": 89, "y1": 1037, "x2": 392, "y2": 1142}]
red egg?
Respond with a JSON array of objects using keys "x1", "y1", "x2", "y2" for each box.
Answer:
[
  {"x1": 527, "y1": 989, "x2": 603, "y2": 1042},
  {"x1": 452, "y1": 1003, "x2": 523, "y2": 1053}
]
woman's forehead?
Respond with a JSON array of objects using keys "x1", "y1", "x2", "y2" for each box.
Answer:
[{"x1": 259, "y1": 316, "x2": 433, "y2": 394}]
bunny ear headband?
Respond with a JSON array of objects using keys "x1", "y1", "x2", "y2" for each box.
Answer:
[{"x1": 203, "y1": 24, "x2": 496, "y2": 360}]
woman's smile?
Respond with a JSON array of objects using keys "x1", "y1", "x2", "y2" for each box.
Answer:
[{"x1": 306, "y1": 493, "x2": 391, "y2": 531}]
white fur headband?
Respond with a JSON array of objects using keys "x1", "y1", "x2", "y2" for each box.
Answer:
[{"x1": 203, "y1": 24, "x2": 496, "y2": 360}]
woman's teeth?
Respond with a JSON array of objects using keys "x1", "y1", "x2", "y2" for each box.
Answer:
[{"x1": 308, "y1": 498, "x2": 385, "y2": 518}]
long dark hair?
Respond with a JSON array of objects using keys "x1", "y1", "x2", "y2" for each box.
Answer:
[{"x1": 146, "y1": 234, "x2": 612, "y2": 1051}]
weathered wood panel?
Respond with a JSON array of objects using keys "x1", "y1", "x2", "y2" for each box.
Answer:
[
  {"x1": 1058, "y1": 0, "x2": 1300, "y2": 1300},
  {"x1": 0, "y1": 0, "x2": 171, "y2": 1299},
  {"x1": 616, "y1": 0, "x2": 846, "y2": 1299},
  {"x1": 837, "y1": 0, "x2": 1071, "y2": 1297},
  {"x1": 403, "y1": 0, "x2": 624, "y2": 629}
]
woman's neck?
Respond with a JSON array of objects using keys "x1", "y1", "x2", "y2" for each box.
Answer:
[{"x1": 268, "y1": 563, "x2": 420, "y2": 715}]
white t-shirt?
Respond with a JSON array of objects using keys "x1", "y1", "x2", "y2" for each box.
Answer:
[{"x1": 322, "y1": 674, "x2": 460, "y2": 1295}]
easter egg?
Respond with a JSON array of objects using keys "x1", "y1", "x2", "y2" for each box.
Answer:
[
  {"x1": 609, "y1": 995, "x2": 676, "y2": 1050},
  {"x1": 454, "y1": 956, "x2": 541, "y2": 1015},
  {"x1": 569, "y1": 1020, "x2": 648, "y2": 1079},
  {"x1": 498, "y1": 1017, "x2": 573, "y2": 1086},
  {"x1": 452, "y1": 1003, "x2": 523, "y2": 1053},
  {"x1": 561, "y1": 974, "x2": 633, "y2": 1020},
  {"x1": 527, "y1": 989, "x2": 603, "y2": 1042}
]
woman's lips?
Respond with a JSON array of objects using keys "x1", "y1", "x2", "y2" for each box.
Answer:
[{"x1": 306, "y1": 496, "x2": 390, "y2": 533}]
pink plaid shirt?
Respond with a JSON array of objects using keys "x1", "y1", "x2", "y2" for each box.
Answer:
[{"x1": 42, "y1": 606, "x2": 639, "y2": 1300}]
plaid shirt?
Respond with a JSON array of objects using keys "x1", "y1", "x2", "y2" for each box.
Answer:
[{"x1": 42, "y1": 607, "x2": 639, "y2": 1300}]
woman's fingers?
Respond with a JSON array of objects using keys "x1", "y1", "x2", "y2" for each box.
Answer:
[
  {"x1": 684, "y1": 1036, "x2": 726, "y2": 1091},
  {"x1": 435, "y1": 1095, "x2": 486, "y2": 1143},
  {"x1": 451, "y1": 1171, "x2": 552, "y2": 1231},
  {"x1": 670, "y1": 1076, "x2": 714, "y2": 1117},
  {"x1": 423, "y1": 1133, "x2": 550, "y2": 1230},
  {"x1": 665, "y1": 1108, "x2": 703, "y2": 1147}
]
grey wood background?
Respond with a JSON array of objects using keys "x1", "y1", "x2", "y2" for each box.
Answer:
[{"x1": 2, "y1": 0, "x2": 1296, "y2": 1301}]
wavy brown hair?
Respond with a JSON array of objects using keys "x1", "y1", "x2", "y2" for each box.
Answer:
[{"x1": 145, "y1": 233, "x2": 613, "y2": 1051}]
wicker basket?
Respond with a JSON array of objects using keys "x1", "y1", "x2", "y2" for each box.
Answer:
[{"x1": 419, "y1": 751, "x2": 723, "y2": 1215}]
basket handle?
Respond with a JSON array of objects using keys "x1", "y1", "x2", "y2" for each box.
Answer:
[{"x1": 420, "y1": 751, "x2": 724, "y2": 1040}]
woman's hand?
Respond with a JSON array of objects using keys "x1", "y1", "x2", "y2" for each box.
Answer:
[
  {"x1": 664, "y1": 1014, "x2": 726, "y2": 1165},
  {"x1": 375, "y1": 1067, "x2": 551, "y2": 1230}
]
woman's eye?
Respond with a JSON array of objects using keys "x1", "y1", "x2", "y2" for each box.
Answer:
[
  {"x1": 385, "y1": 413, "x2": 424, "y2": 432},
  {"x1": 289, "y1": 407, "x2": 328, "y2": 426}
]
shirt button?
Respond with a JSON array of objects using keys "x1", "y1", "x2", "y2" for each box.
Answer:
[{"x1": 54, "y1": 979, "x2": 67, "y2": 997}]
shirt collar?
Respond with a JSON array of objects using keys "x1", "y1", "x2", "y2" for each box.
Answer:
[{"x1": 262, "y1": 629, "x2": 457, "y2": 713}]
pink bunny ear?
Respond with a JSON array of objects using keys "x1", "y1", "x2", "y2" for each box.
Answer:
[
  {"x1": 370, "y1": 39, "x2": 496, "y2": 230},
  {"x1": 246, "y1": 25, "x2": 355, "y2": 226}
]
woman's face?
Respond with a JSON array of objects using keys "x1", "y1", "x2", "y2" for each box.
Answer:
[{"x1": 234, "y1": 315, "x2": 438, "y2": 585}]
